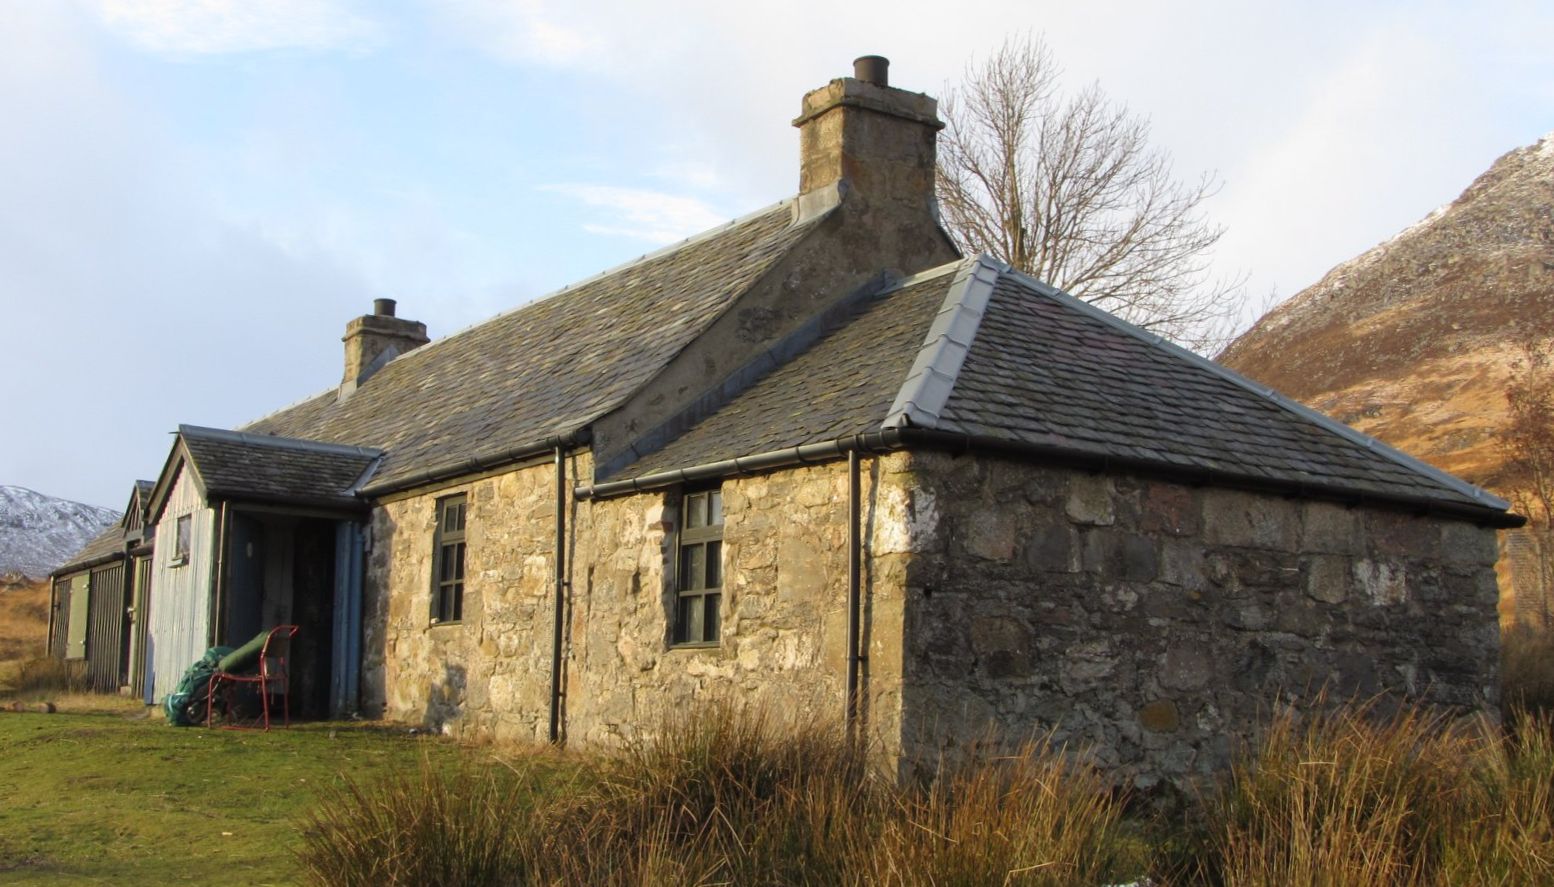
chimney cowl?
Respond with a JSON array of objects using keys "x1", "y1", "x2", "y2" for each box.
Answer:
[
  {"x1": 374, "y1": 298, "x2": 397, "y2": 317},
  {"x1": 853, "y1": 55, "x2": 888, "y2": 86}
]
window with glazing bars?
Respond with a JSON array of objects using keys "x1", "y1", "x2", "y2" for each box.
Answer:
[
  {"x1": 432, "y1": 495, "x2": 467, "y2": 623},
  {"x1": 674, "y1": 488, "x2": 722, "y2": 645}
]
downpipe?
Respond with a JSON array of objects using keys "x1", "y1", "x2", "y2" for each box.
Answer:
[
  {"x1": 549, "y1": 446, "x2": 566, "y2": 744},
  {"x1": 846, "y1": 449, "x2": 862, "y2": 740}
]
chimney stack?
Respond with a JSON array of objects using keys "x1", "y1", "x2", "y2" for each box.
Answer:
[
  {"x1": 792, "y1": 55, "x2": 943, "y2": 215},
  {"x1": 340, "y1": 298, "x2": 428, "y2": 398}
]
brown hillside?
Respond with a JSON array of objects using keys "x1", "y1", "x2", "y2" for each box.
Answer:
[{"x1": 1220, "y1": 134, "x2": 1554, "y2": 487}]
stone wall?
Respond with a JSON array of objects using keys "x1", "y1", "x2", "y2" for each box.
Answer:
[
  {"x1": 362, "y1": 445, "x2": 1500, "y2": 785},
  {"x1": 362, "y1": 452, "x2": 919, "y2": 756},
  {"x1": 897, "y1": 450, "x2": 1502, "y2": 789},
  {"x1": 362, "y1": 455, "x2": 571, "y2": 742}
]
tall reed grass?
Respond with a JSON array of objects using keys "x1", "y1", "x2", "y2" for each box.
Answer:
[
  {"x1": 299, "y1": 698, "x2": 1554, "y2": 886},
  {"x1": 1176, "y1": 703, "x2": 1554, "y2": 886},
  {"x1": 298, "y1": 703, "x2": 1129, "y2": 886}
]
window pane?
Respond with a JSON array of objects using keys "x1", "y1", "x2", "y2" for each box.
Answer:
[
  {"x1": 681, "y1": 543, "x2": 705, "y2": 591},
  {"x1": 685, "y1": 493, "x2": 705, "y2": 529},
  {"x1": 453, "y1": 502, "x2": 465, "y2": 533},
  {"x1": 705, "y1": 540, "x2": 721, "y2": 589},
  {"x1": 687, "y1": 591, "x2": 705, "y2": 642},
  {"x1": 451, "y1": 583, "x2": 463, "y2": 622},
  {"x1": 709, "y1": 491, "x2": 722, "y2": 526},
  {"x1": 453, "y1": 542, "x2": 465, "y2": 581},
  {"x1": 704, "y1": 593, "x2": 720, "y2": 642},
  {"x1": 675, "y1": 595, "x2": 693, "y2": 643}
]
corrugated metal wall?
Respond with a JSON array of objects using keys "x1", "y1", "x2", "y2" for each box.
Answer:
[
  {"x1": 86, "y1": 562, "x2": 127, "y2": 692},
  {"x1": 148, "y1": 465, "x2": 216, "y2": 702},
  {"x1": 48, "y1": 578, "x2": 70, "y2": 659}
]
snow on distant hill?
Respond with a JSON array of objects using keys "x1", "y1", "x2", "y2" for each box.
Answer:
[{"x1": 0, "y1": 485, "x2": 120, "y2": 579}]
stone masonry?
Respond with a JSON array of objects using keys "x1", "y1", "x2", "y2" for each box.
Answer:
[
  {"x1": 898, "y1": 450, "x2": 1501, "y2": 788},
  {"x1": 362, "y1": 452, "x2": 919, "y2": 757},
  {"x1": 361, "y1": 447, "x2": 1500, "y2": 787}
]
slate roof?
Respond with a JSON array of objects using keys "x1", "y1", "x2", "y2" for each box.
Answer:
[
  {"x1": 625, "y1": 268, "x2": 956, "y2": 476},
  {"x1": 605, "y1": 255, "x2": 1510, "y2": 520},
  {"x1": 54, "y1": 524, "x2": 125, "y2": 575},
  {"x1": 243, "y1": 199, "x2": 825, "y2": 492},
  {"x1": 930, "y1": 262, "x2": 1501, "y2": 511},
  {"x1": 178, "y1": 426, "x2": 381, "y2": 508}
]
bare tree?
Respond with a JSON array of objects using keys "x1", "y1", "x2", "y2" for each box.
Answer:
[
  {"x1": 936, "y1": 35, "x2": 1243, "y2": 348},
  {"x1": 1502, "y1": 337, "x2": 1554, "y2": 630}
]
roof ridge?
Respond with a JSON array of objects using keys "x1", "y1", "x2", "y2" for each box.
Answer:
[
  {"x1": 376, "y1": 195, "x2": 820, "y2": 366},
  {"x1": 239, "y1": 195, "x2": 828, "y2": 433},
  {"x1": 995, "y1": 263, "x2": 1510, "y2": 512},
  {"x1": 178, "y1": 424, "x2": 383, "y2": 459},
  {"x1": 883, "y1": 255, "x2": 1002, "y2": 429}
]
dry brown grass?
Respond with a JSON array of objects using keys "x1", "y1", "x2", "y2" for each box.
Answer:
[
  {"x1": 299, "y1": 703, "x2": 1132, "y2": 886},
  {"x1": 299, "y1": 696, "x2": 1554, "y2": 886},
  {"x1": 0, "y1": 578, "x2": 51, "y2": 690},
  {"x1": 1502, "y1": 625, "x2": 1554, "y2": 720},
  {"x1": 1174, "y1": 702, "x2": 1554, "y2": 886}
]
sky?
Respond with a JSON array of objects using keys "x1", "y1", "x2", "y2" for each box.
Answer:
[{"x1": 2, "y1": 0, "x2": 1552, "y2": 510}]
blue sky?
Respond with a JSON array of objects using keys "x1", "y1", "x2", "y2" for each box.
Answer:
[{"x1": 3, "y1": 0, "x2": 1552, "y2": 509}]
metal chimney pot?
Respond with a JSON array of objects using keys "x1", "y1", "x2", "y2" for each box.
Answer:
[
  {"x1": 853, "y1": 55, "x2": 889, "y2": 86},
  {"x1": 373, "y1": 298, "x2": 397, "y2": 317}
]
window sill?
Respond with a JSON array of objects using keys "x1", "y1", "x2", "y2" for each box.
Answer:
[
  {"x1": 429, "y1": 620, "x2": 463, "y2": 629},
  {"x1": 668, "y1": 641, "x2": 720, "y2": 651},
  {"x1": 169, "y1": 557, "x2": 189, "y2": 568}
]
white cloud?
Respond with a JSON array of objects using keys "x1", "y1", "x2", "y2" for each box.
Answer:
[
  {"x1": 653, "y1": 160, "x2": 722, "y2": 191},
  {"x1": 94, "y1": 0, "x2": 383, "y2": 54},
  {"x1": 431, "y1": 0, "x2": 597, "y2": 65},
  {"x1": 541, "y1": 183, "x2": 728, "y2": 243}
]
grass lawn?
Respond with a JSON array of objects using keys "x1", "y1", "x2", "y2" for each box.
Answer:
[{"x1": 0, "y1": 707, "x2": 493, "y2": 886}]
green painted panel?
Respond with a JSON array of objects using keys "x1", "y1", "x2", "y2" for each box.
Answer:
[{"x1": 66, "y1": 575, "x2": 89, "y2": 660}]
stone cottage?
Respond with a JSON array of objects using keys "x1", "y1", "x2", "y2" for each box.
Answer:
[{"x1": 117, "y1": 57, "x2": 1515, "y2": 784}]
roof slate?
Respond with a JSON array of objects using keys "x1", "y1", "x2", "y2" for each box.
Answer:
[
  {"x1": 54, "y1": 524, "x2": 124, "y2": 575},
  {"x1": 623, "y1": 269, "x2": 956, "y2": 476},
  {"x1": 935, "y1": 267, "x2": 1497, "y2": 510},
  {"x1": 608, "y1": 256, "x2": 1506, "y2": 518},
  {"x1": 244, "y1": 201, "x2": 821, "y2": 491},
  {"x1": 180, "y1": 426, "x2": 380, "y2": 507}
]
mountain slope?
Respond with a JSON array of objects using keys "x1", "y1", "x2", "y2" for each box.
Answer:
[
  {"x1": 1221, "y1": 133, "x2": 1554, "y2": 485},
  {"x1": 0, "y1": 486, "x2": 120, "y2": 579}
]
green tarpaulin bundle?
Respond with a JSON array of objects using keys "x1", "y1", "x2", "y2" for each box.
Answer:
[
  {"x1": 217, "y1": 629, "x2": 270, "y2": 674},
  {"x1": 162, "y1": 629, "x2": 272, "y2": 727},
  {"x1": 163, "y1": 646, "x2": 233, "y2": 727}
]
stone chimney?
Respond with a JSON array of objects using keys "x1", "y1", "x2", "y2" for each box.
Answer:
[
  {"x1": 340, "y1": 298, "x2": 428, "y2": 398},
  {"x1": 792, "y1": 55, "x2": 943, "y2": 217}
]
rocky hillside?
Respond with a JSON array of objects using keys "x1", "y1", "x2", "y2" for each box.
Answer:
[
  {"x1": 0, "y1": 486, "x2": 119, "y2": 579},
  {"x1": 1221, "y1": 133, "x2": 1554, "y2": 486}
]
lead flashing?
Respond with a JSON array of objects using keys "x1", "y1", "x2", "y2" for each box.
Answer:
[{"x1": 883, "y1": 255, "x2": 1002, "y2": 429}]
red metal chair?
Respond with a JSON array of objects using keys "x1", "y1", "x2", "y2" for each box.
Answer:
[{"x1": 206, "y1": 624, "x2": 299, "y2": 731}]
